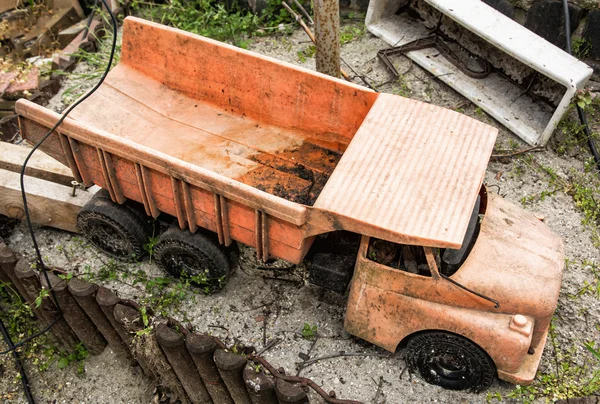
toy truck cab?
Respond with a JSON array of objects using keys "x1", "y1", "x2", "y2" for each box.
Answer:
[{"x1": 344, "y1": 186, "x2": 564, "y2": 391}]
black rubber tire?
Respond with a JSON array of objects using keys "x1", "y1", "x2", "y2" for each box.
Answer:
[
  {"x1": 93, "y1": 188, "x2": 151, "y2": 227},
  {"x1": 77, "y1": 194, "x2": 152, "y2": 261},
  {"x1": 153, "y1": 227, "x2": 232, "y2": 292},
  {"x1": 406, "y1": 332, "x2": 496, "y2": 392}
]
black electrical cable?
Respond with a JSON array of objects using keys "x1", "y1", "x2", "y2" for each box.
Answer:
[
  {"x1": 0, "y1": 317, "x2": 35, "y2": 404},
  {"x1": 0, "y1": 0, "x2": 117, "y2": 357},
  {"x1": 82, "y1": 7, "x2": 97, "y2": 40},
  {"x1": 562, "y1": 0, "x2": 600, "y2": 174}
]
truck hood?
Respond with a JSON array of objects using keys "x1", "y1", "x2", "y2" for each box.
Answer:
[{"x1": 452, "y1": 193, "x2": 564, "y2": 319}]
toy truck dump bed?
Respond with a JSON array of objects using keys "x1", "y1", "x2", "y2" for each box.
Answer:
[{"x1": 16, "y1": 16, "x2": 496, "y2": 264}]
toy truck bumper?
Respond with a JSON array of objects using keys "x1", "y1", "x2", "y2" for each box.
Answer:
[{"x1": 497, "y1": 328, "x2": 548, "y2": 385}]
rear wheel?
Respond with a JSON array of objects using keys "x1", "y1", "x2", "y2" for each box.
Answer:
[
  {"x1": 153, "y1": 227, "x2": 233, "y2": 292},
  {"x1": 77, "y1": 191, "x2": 153, "y2": 261},
  {"x1": 406, "y1": 332, "x2": 495, "y2": 392}
]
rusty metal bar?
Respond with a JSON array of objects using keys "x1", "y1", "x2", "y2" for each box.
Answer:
[
  {"x1": 220, "y1": 196, "x2": 232, "y2": 246},
  {"x1": 254, "y1": 210, "x2": 263, "y2": 261},
  {"x1": 243, "y1": 367, "x2": 277, "y2": 404},
  {"x1": 182, "y1": 181, "x2": 198, "y2": 233},
  {"x1": 214, "y1": 194, "x2": 225, "y2": 245},
  {"x1": 249, "y1": 355, "x2": 362, "y2": 404},
  {"x1": 156, "y1": 323, "x2": 211, "y2": 403},
  {"x1": 134, "y1": 163, "x2": 152, "y2": 217},
  {"x1": 58, "y1": 133, "x2": 83, "y2": 183},
  {"x1": 171, "y1": 177, "x2": 187, "y2": 230},
  {"x1": 68, "y1": 137, "x2": 92, "y2": 187},
  {"x1": 313, "y1": 0, "x2": 340, "y2": 77},
  {"x1": 41, "y1": 272, "x2": 107, "y2": 355},
  {"x1": 97, "y1": 148, "x2": 117, "y2": 202},
  {"x1": 68, "y1": 278, "x2": 132, "y2": 360},
  {"x1": 214, "y1": 349, "x2": 252, "y2": 404},
  {"x1": 186, "y1": 333, "x2": 234, "y2": 404},
  {"x1": 102, "y1": 151, "x2": 125, "y2": 204},
  {"x1": 140, "y1": 165, "x2": 159, "y2": 218}
]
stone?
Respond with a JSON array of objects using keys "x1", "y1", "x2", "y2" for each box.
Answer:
[
  {"x1": 584, "y1": 9, "x2": 600, "y2": 59},
  {"x1": 0, "y1": 67, "x2": 40, "y2": 100},
  {"x1": 482, "y1": 0, "x2": 515, "y2": 19},
  {"x1": 525, "y1": 0, "x2": 583, "y2": 50}
]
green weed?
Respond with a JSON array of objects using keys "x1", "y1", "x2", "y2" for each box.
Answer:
[
  {"x1": 392, "y1": 77, "x2": 411, "y2": 98},
  {"x1": 297, "y1": 44, "x2": 315, "y2": 63},
  {"x1": 572, "y1": 38, "x2": 591, "y2": 59},
  {"x1": 340, "y1": 24, "x2": 365, "y2": 44},
  {"x1": 131, "y1": 0, "x2": 295, "y2": 47},
  {"x1": 301, "y1": 322, "x2": 317, "y2": 340},
  {"x1": 57, "y1": 343, "x2": 89, "y2": 374}
]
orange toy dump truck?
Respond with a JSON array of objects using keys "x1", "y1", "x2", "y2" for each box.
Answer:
[{"x1": 16, "y1": 17, "x2": 564, "y2": 392}]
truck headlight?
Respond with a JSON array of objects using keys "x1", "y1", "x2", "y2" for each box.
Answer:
[{"x1": 509, "y1": 314, "x2": 533, "y2": 337}]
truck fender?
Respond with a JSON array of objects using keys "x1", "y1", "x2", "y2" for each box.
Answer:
[{"x1": 345, "y1": 287, "x2": 532, "y2": 374}]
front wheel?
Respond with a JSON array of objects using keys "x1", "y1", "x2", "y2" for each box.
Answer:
[
  {"x1": 406, "y1": 332, "x2": 496, "y2": 392},
  {"x1": 153, "y1": 227, "x2": 233, "y2": 292}
]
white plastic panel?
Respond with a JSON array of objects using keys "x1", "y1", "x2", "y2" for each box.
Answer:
[{"x1": 366, "y1": 0, "x2": 594, "y2": 145}]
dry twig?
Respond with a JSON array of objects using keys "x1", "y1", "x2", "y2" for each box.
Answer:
[{"x1": 491, "y1": 146, "x2": 544, "y2": 159}]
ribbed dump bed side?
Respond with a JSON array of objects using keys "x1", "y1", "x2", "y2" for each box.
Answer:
[{"x1": 314, "y1": 94, "x2": 497, "y2": 248}]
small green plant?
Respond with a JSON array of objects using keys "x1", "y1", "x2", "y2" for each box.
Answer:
[
  {"x1": 584, "y1": 341, "x2": 600, "y2": 361},
  {"x1": 572, "y1": 38, "x2": 591, "y2": 59},
  {"x1": 57, "y1": 272, "x2": 73, "y2": 281},
  {"x1": 485, "y1": 391, "x2": 502, "y2": 403},
  {"x1": 0, "y1": 281, "x2": 58, "y2": 374},
  {"x1": 57, "y1": 343, "x2": 89, "y2": 374},
  {"x1": 143, "y1": 235, "x2": 159, "y2": 263},
  {"x1": 301, "y1": 323, "x2": 317, "y2": 340},
  {"x1": 392, "y1": 77, "x2": 411, "y2": 98},
  {"x1": 520, "y1": 189, "x2": 556, "y2": 207},
  {"x1": 575, "y1": 88, "x2": 596, "y2": 110},
  {"x1": 34, "y1": 288, "x2": 50, "y2": 308},
  {"x1": 572, "y1": 260, "x2": 600, "y2": 299},
  {"x1": 340, "y1": 24, "x2": 365, "y2": 44},
  {"x1": 297, "y1": 44, "x2": 316, "y2": 63}
]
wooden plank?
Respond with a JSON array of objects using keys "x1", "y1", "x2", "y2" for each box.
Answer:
[
  {"x1": 0, "y1": 169, "x2": 97, "y2": 233},
  {"x1": 0, "y1": 0, "x2": 19, "y2": 14},
  {"x1": 0, "y1": 142, "x2": 74, "y2": 187}
]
